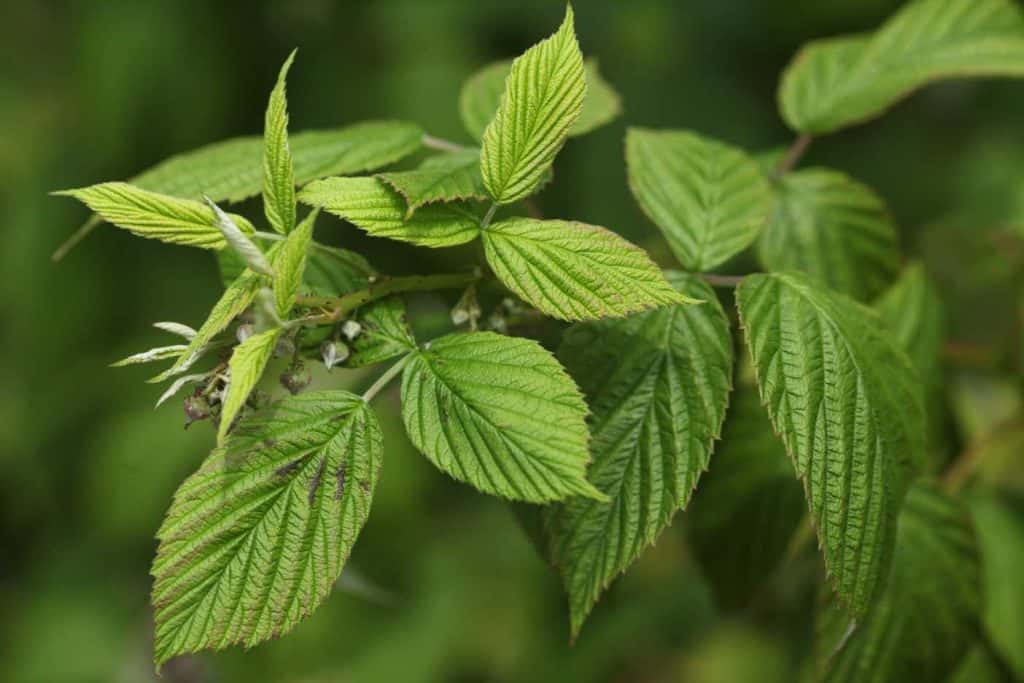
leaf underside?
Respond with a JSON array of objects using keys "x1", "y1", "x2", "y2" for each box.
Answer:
[
  {"x1": 779, "y1": 0, "x2": 1024, "y2": 134},
  {"x1": 736, "y1": 271, "x2": 924, "y2": 617},
  {"x1": 548, "y1": 272, "x2": 733, "y2": 637},
  {"x1": 152, "y1": 391, "x2": 382, "y2": 667}
]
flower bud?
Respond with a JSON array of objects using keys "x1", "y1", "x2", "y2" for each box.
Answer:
[
  {"x1": 274, "y1": 335, "x2": 296, "y2": 358},
  {"x1": 341, "y1": 319, "x2": 362, "y2": 341},
  {"x1": 320, "y1": 340, "x2": 350, "y2": 370},
  {"x1": 280, "y1": 363, "x2": 312, "y2": 395},
  {"x1": 184, "y1": 394, "x2": 211, "y2": 423},
  {"x1": 236, "y1": 323, "x2": 254, "y2": 343}
]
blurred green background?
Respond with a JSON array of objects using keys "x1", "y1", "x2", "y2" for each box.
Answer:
[{"x1": 2, "y1": 1, "x2": 1023, "y2": 681}]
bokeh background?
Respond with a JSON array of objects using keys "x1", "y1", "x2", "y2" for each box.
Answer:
[{"x1": 2, "y1": 1, "x2": 1023, "y2": 681}]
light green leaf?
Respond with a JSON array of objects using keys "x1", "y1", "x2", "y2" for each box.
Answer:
[
  {"x1": 482, "y1": 218, "x2": 695, "y2": 321},
  {"x1": 130, "y1": 120, "x2": 424, "y2": 203},
  {"x1": 152, "y1": 390, "x2": 381, "y2": 667},
  {"x1": 817, "y1": 482, "x2": 981, "y2": 682},
  {"x1": 757, "y1": 168, "x2": 900, "y2": 302},
  {"x1": 263, "y1": 50, "x2": 297, "y2": 235},
  {"x1": 299, "y1": 177, "x2": 481, "y2": 247},
  {"x1": 626, "y1": 128, "x2": 773, "y2": 271},
  {"x1": 736, "y1": 271, "x2": 925, "y2": 616},
  {"x1": 686, "y1": 388, "x2": 807, "y2": 610},
  {"x1": 345, "y1": 296, "x2": 416, "y2": 368},
  {"x1": 54, "y1": 183, "x2": 254, "y2": 250},
  {"x1": 401, "y1": 331, "x2": 603, "y2": 503},
  {"x1": 111, "y1": 345, "x2": 189, "y2": 368},
  {"x1": 547, "y1": 272, "x2": 733, "y2": 637},
  {"x1": 479, "y1": 6, "x2": 586, "y2": 204},
  {"x1": 272, "y1": 209, "x2": 317, "y2": 316},
  {"x1": 779, "y1": 0, "x2": 1024, "y2": 134},
  {"x1": 460, "y1": 58, "x2": 621, "y2": 141},
  {"x1": 218, "y1": 328, "x2": 281, "y2": 444},
  {"x1": 377, "y1": 149, "x2": 487, "y2": 218},
  {"x1": 154, "y1": 243, "x2": 283, "y2": 384},
  {"x1": 967, "y1": 492, "x2": 1024, "y2": 679}
]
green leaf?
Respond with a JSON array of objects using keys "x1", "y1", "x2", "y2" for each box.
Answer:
[
  {"x1": 154, "y1": 243, "x2": 283, "y2": 383},
  {"x1": 377, "y1": 149, "x2": 487, "y2": 218},
  {"x1": 967, "y1": 492, "x2": 1024, "y2": 679},
  {"x1": 152, "y1": 390, "x2": 381, "y2": 667},
  {"x1": 817, "y1": 482, "x2": 981, "y2": 682},
  {"x1": 345, "y1": 296, "x2": 416, "y2": 368},
  {"x1": 757, "y1": 168, "x2": 900, "y2": 302},
  {"x1": 111, "y1": 344, "x2": 189, "y2": 368},
  {"x1": 547, "y1": 272, "x2": 733, "y2": 637},
  {"x1": 263, "y1": 50, "x2": 297, "y2": 235},
  {"x1": 625, "y1": 128, "x2": 773, "y2": 271},
  {"x1": 779, "y1": 0, "x2": 1024, "y2": 134},
  {"x1": 272, "y1": 209, "x2": 317, "y2": 316},
  {"x1": 460, "y1": 58, "x2": 622, "y2": 142},
  {"x1": 482, "y1": 218, "x2": 695, "y2": 321},
  {"x1": 54, "y1": 183, "x2": 254, "y2": 250},
  {"x1": 300, "y1": 246, "x2": 375, "y2": 296},
  {"x1": 686, "y1": 388, "x2": 806, "y2": 610},
  {"x1": 218, "y1": 328, "x2": 281, "y2": 444},
  {"x1": 130, "y1": 120, "x2": 424, "y2": 203},
  {"x1": 299, "y1": 177, "x2": 481, "y2": 247},
  {"x1": 401, "y1": 331, "x2": 603, "y2": 503},
  {"x1": 479, "y1": 6, "x2": 586, "y2": 204},
  {"x1": 736, "y1": 271, "x2": 925, "y2": 616}
]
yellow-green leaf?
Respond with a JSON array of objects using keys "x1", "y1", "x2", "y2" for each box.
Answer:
[{"x1": 263, "y1": 50, "x2": 297, "y2": 234}]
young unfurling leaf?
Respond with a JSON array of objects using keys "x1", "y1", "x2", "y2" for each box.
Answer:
[
  {"x1": 217, "y1": 328, "x2": 281, "y2": 444},
  {"x1": 401, "y1": 331, "x2": 603, "y2": 503},
  {"x1": 263, "y1": 50, "x2": 297, "y2": 235},
  {"x1": 152, "y1": 391, "x2": 382, "y2": 667},
  {"x1": 479, "y1": 6, "x2": 586, "y2": 204},
  {"x1": 482, "y1": 218, "x2": 695, "y2": 321},
  {"x1": 272, "y1": 209, "x2": 317, "y2": 316}
]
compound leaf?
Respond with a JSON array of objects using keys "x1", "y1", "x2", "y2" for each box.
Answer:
[
  {"x1": 218, "y1": 328, "x2": 281, "y2": 444},
  {"x1": 626, "y1": 128, "x2": 773, "y2": 271},
  {"x1": 377, "y1": 149, "x2": 487, "y2": 218},
  {"x1": 817, "y1": 482, "x2": 981, "y2": 682},
  {"x1": 54, "y1": 182, "x2": 254, "y2": 250},
  {"x1": 757, "y1": 168, "x2": 900, "y2": 302},
  {"x1": 737, "y1": 271, "x2": 925, "y2": 616},
  {"x1": 401, "y1": 331, "x2": 603, "y2": 503},
  {"x1": 547, "y1": 272, "x2": 733, "y2": 637},
  {"x1": 480, "y1": 6, "x2": 586, "y2": 204},
  {"x1": 779, "y1": 0, "x2": 1024, "y2": 134},
  {"x1": 152, "y1": 391, "x2": 381, "y2": 667},
  {"x1": 482, "y1": 218, "x2": 695, "y2": 321},
  {"x1": 299, "y1": 177, "x2": 481, "y2": 247},
  {"x1": 460, "y1": 58, "x2": 621, "y2": 141},
  {"x1": 263, "y1": 50, "x2": 297, "y2": 235}
]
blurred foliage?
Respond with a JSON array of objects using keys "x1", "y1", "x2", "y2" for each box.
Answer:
[{"x1": 1, "y1": 0, "x2": 1023, "y2": 681}]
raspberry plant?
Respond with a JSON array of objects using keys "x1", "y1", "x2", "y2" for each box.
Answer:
[{"x1": 55, "y1": 1, "x2": 1024, "y2": 679}]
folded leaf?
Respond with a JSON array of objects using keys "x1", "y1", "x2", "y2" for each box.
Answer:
[
  {"x1": 401, "y1": 331, "x2": 603, "y2": 503},
  {"x1": 263, "y1": 50, "x2": 297, "y2": 234},
  {"x1": 779, "y1": 0, "x2": 1024, "y2": 134},
  {"x1": 626, "y1": 128, "x2": 772, "y2": 271},
  {"x1": 757, "y1": 168, "x2": 900, "y2": 302},
  {"x1": 480, "y1": 6, "x2": 586, "y2": 204},
  {"x1": 55, "y1": 183, "x2": 254, "y2": 250},
  {"x1": 817, "y1": 483, "x2": 981, "y2": 682},
  {"x1": 218, "y1": 328, "x2": 281, "y2": 444},
  {"x1": 737, "y1": 272, "x2": 924, "y2": 616},
  {"x1": 548, "y1": 272, "x2": 733, "y2": 637},
  {"x1": 131, "y1": 120, "x2": 424, "y2": 203},
  {"x1": 460, "y1": 58, "x2": 621, "y2": 141},
  {"x1": 686, "y1": 388, "x2": 806, "y2": 610},
  {"x1": 377, "y1": 149, "x2": 487, "y2": 218},
  {"x1": 272, "y1": 209, "x2": 317, "y2": 316},
  {"x1": 482, "y1": 218, "x2": 694, "y2": 321},
  {"x1": 152, "y1": 391, "x2": 381, "y2": 667},
  {"x1": 299, "y1": 177, "x2": 481, "y2": 247},
  {"x1": 111, "y1": 344, "x2": 189, "y2": 368}
]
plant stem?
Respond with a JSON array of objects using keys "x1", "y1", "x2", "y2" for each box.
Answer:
[
  {"x1": 480, "y1": 202, "x2": 498, "y2": 230},
  {"x1": 52, "y1": 216, "x2": 101, "y2": 262},
  {"x1": 362, "y1": 354, "x2": 412, "y2": 403},
  {"x1": 775, "y1": 133, "x2": 813, "y2": 177},
  {"x1": 422, "y1": 134, "x2": 466, "y2": 153},
  {"x1": 296, "y1": 270, "x2": 481, "y2": 324},
  {"x1": 701, "y1": 273, "x2": 746, "y2": 288}
]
